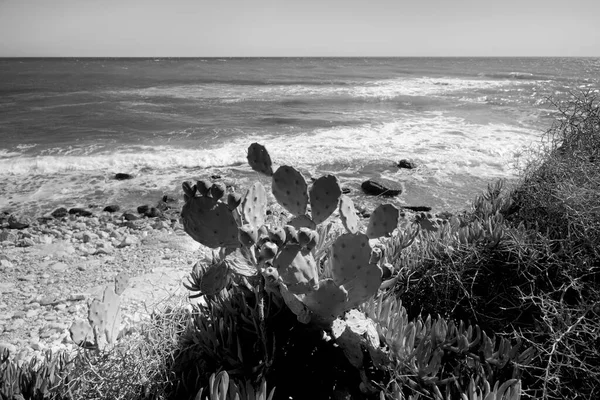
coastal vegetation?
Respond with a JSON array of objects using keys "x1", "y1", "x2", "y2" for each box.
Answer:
[{"x1": 1, "y1": 91, "x2": 599, "y2": 400}]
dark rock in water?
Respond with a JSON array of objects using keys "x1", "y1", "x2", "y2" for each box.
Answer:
[
  {"x1": 51, "y1": 208, "x2": 69, "y2": 219},
  {"x1": 8, "y1": 215, "x2": 30, "y2": 229},
  {"x1": 361, "y1": 180, "x2": 402, "y2": 197},
  {"x1": 397, "y1": 159, "x2": 417, "y2": 169},
  {"x1": 144, "y1": 207, "x2": 162, "y2": 218},
  {"x1": 37, "y1": 216, "x2": 54, "y2": 224},
  {"x1": 400, "y1": 206, "x2": 432, "y2": 212},
  {"x1": 341, "y1": 187, "x2": 351, "y2": 194},
  {"x1": 210, "y1": 174, "x2": 222, "y2": 180},
  {"x1": 122, "y1": 212, "x2": 140, "y2": 221},
  {"x1": 69, "y1": 208, "x2": 93, "y2": 217},
  {"x1": 162, "y1": 194, "x2": 177, "y2": 203},
  {"x1": 103, "y1": 205, "x2": 121, "y2": 213},
  {"x1": 114, "y1": 173, "x2": 134, "y2": 180},
  {"x1": 137, "y1": 205, "x2": 150, "y2": 214}
]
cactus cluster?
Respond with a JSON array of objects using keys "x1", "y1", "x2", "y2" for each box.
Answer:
[
  {"x1": 181, "y1": 142, "x2": 404, "y2": 325},
  {"x1": 69, "y1": 271, "x2": 129, "y2": 350}
]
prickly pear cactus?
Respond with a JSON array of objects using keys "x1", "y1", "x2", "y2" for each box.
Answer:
[
  {"x1": 273, "y1": 243, "x2": 319, "y2": 294},
  {"x1": 366, "y1": 204, "x2": 399, "y2": 239},
  {"x1": 114, "y1": 271, "x2": 129, "y2": 296},
  {"x1": 181, "y1": 195, "x2": 240, "y2": 249},
  {"x1": 247, "y1": 142, "x2": 273, "y2": 176},
  {"x1": 330, "y1": 233, "x2": 372, "y2": 286},
  {"x1": 241, "y1": 182, "x2": 268, "y2": 228},
  {"x1": 302, "y1": 279, "x2": 348, "y2": 322},
  {"x1": 200, "y1": 261, "x2": 231, "y2": 295},
  {"x1": 309, "y1": 175, "x2": 342, "y2": 224},
  {"x1": 69, "y1": 318, "x2": 95, "y2": 349},
  {"x1": 272, "y1": 166, "x2": 309, "y2": 216},
  {"x1": 339, "y1": 195, "x2": 359, "y2": 234},
  {"x1": 288, "y1": 214, "x2": 316, "y2": 230}
]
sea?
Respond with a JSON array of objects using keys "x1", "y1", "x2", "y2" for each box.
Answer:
[{"x1": 1, "y1": 57, "x2": 599, "y2": 218}]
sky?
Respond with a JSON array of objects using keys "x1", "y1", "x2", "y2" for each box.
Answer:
[{"x1": 0, "y1": 0, "x2": 598, "y2": 57}]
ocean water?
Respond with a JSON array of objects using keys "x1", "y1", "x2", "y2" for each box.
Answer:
[{"x1": 1, "y1": 57, "x2": 599, "y2": 217}]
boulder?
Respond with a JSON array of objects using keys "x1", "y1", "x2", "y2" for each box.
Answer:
[
  {"x1": 341, "y1": 187, "x2": 351, "y2": 194},
  {"x1": 122, "y1": 212, "x2": 140, "y2": 221},
  {"x1": 137, "y1": 205, "x2": 150, "y2": 214},
  {"x1": 162, "y1": 194, "x2": 177, "y2": 203},
  {"x1": 51, "y1": 208, "x2": 69, "y2": 219},
  {"x1": 69, "y1": 208, "x2": 93, "y2": 217},
  {"x1": 114, "y1": 173, "x2": 134, "y2": 180},
  {"x1": 400, "y1": 206, "x2": 432, "y2": 212},
  {"x1": 397, "y1": 159, "x2": 417, "y2": 169},
  {"x1": 8, "y1": 215, "x2": 30, "y2": 230},
  {"x1": 361, "y1": 180, "x2": 402, "y2": 197},
  {"x1": 144, "y1": 207, "x2": 162, "y2": 218},
  {"x1": 103, "y1": 205, "x2": 120, "y2": 213}
]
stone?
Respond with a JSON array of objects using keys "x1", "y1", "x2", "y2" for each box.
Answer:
[
  {"x1": 50, "y1": 262, "x2": 69, "y2": 273},
  {"x1": 103, "y1": 205, "x2": 120, "y2": 213},
  {"x1": 137, "y1": 205, "x2": 150, "y2": 214},
  {"x1": 82, "y1": 231, "x2": 99, "y2": 243},
  {"x1": 51, "y1": 208, "x2": 69, "y2": 219},
  {"x1": 0, "y1": 230, "x2": 17, "y2": 243},
  {"x1": 397, "y1": 159, "x2": 417, "y2": 169},
  {"x1": 144, "y1": 207, "x2": 162, "y2": 218},
  {"x1": 69, "y1": 208, "x2": 93, "y2": 217},
  {"x1": 361, "y1": 179, "x2": 402, "y2": 197},
  {"x1": 18, "y1": 238, "x2": 35, "y2": 247},
  {"x1": 122, "y1": 212, "x2": 140, "y2": 221},
  {"x1": 114, "y1": 173, "x2": 134, "y2": 180},
  {"x1": 118, "y1": 236, "x2": 138, "y2": 248},
  {"x1": 341, "y1": 187, "x2": 351, "y2": 194},
  {"x1": 162, "y1": 194, "x2": 177, "y2": 203},
  {"x1": 400, "y1": 206, "x2": 432, "y2": 212},
  {"x1": 8, "y1": 215, "x2": 30, "y2": 229}
]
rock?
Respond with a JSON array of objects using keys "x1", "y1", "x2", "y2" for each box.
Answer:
[
  {"x1": 8, "y1": 215, "x2": 30, "y2": 229},
  {"x1": 361, "y1": 179, "x2": 402, "y2": 197},
  {"x1": 82, "y1": 231, "x2": 98, "y2": 243},
  {"x1": 51, "y1": 208, "x2": 69, "y2": 219},
  {"x1": 69, "y1": 208, "x2": 93, "y2": 217},
  {"x1": 50, "y1": 262, "x2": 69, "y2": 273},
  {"x1": 210, "y1": 174, "x2": 222, "y2": 180},
  {"x1": 118, "y1": 235, "x2": 138, "y2": 248},
  {"x1": 162, "y1": 195, "x2": 177, "y2": 203},
  {"x1": 137, "y1": 205, "x2": 150, "y2": 214},
  {"x1": 18, "y1": 238, "x2": 35, "y2": 247},
  {"x1": 122, "y1": 212, "x2": 140, "y2": 221},
  {"x1": 155, "y1": 201, "x2": 170, "y2": 212},
  {"x1": 144, "y1": 207, "x2": 162, "y2": 218},
  {"x1": 0, "y1": 259, "x2": 14, "y2": 271},
  {"x1": 400, "y1": 206, "x2": 432, "y2": 212},
  {"x1": 114, "y1": 173, "x2": 134, "y2": 180},
  {"x1": 341, "y1": 187, "x2": 351, "y2": 194},
  {"x1": 0, "y1": 230, "x2": 17, "y2": 243},
  {"x1": 397, "y1": 159, "x2": 417, "y2": 169},
  {"x1": 103, "y1": 205, "x2": 120, "y2": 213}
]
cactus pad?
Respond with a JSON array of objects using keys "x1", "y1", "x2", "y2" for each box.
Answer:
[
  {"x1": 196, "y1": 179, "x2": 212, "y2": 196},
  {"x1": 339, "y1": 195, "x2": 359, "y2": 234},
  {"x1": 102, "y1": 286, "x2": 122, "y2": 344},
  {"x1": 273, "y1": 243, "x2": 319, "y2": 294},
  {"x1": 247, "y1": 142, "x2": 274, "y2": 176},
  {"x1": 366, "y1": 204, "x2": 399, "y2": 239},
  {"x1": 238, "y1": 224, "x2": 257, "y2": 247},
  {"x1": 272, "y1": 166, "x2": 308, "y2": 216},
  {"x1": 342, "y1": 262, "x2": 383, "y2": 310},
  {"x1": 200, "y1": 261, "x2": 231, "y2": 295},
  {"x1": 302, "y1": 279, "x2": 348, "y2": 323},
  {"x1": 309, "y1": 175, "x2": 342, "y2": 224},
  {"x1": 330, "y1": 233, "x2": 372, "y2": 286},
  {"x1": 114, "y1": 271, "x2": 129, "y2": 296},
  {"x1": 182, "y1": 181, "x2": 196, "y2": 198},
  {"x1": 227, "y1": 192, "x2": 242, "y2": 210},
  {"x1": 268, "y1": 226, "x2": 286, "y2": 247},
  {"x1": 288, "y1": 214, "x2": 316, "y2": 230},
  {"x1": 88, "y1": 299, "x2": 108, "y2": 331},
  {"x1": 279, "y1": 282, "x2": 311, "y2": 323},
  {"x1": 182, "y1": 196, "x2": 240, "y2": 249},
  {"x1": 241, "y1": 182, "x2": 268, "y2": 228},
  {"x1": 69, "y1": 319, "x2": 95, "y2": 349},
  {"x1": 209, "y1": 182, "x2": 226, "y2": 200}
]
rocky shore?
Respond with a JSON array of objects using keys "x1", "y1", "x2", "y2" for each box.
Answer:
[{"x1": 0, "y1": 201, "x2": 209, "y2": 365}]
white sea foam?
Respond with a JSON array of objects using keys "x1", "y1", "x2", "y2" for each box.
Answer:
[
  {"x1": 109, "y1": 77, "x2": 518, "y2": 103},
  {"x1": 0, "y1": 112, "x2": 539, "y2": 180}
]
